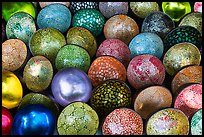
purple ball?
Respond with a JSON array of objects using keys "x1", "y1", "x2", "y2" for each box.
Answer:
[{"x1": 51, "y1": 68, "x2": 92, "y2": 107}]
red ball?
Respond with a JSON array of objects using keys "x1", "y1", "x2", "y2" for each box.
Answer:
[
  {"x1": 2, "y1": 107, "x2": 13, "y2": 135},
  {"x1": 96, "y1": 38, "x2": 131, "y2": 67},
  {"x1": 102, "y1": 108, "x2": 143, "y2": 135},
  {"x1": 127, "y1": 54, "x2": 165, "y2": 90}
]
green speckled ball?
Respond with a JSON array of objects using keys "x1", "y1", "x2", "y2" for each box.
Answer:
[
  {"x1": 23, "y1": 56, "x2": 53, "y2": 92},
  {"x1": 66, "y1": 27, "x2": 97, "y2": 58},
  {"x1": 29, "y1": 28, "x2": 66, "y2": 64},
  {"x1": 191, "y1": 109, "x2": 202, "y2": 135},
  {"x1": 55, "y1": 44, "x2": 91, "y2": 72},
  {"x1": 72, "y1": 9, "x2": 105, "y2": 37},
  {"x1": 90, "y1": 79, "x2": 132, "y2": 119},
  {"x1": 57, "y1": 102, "x2": 99, "y2": 135},
  {"x1": 6, "y1": 12, "x2": 36, "y2": 44}
]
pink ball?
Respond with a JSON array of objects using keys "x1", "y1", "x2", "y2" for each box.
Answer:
[
  {"x1": 194, "y1": 2, "x2": 202, "y2": 13},
  {"x1": 96, "y1": 39, "x2": 131, "y2": 67},
  {"x1": 127, "y1": 54, "x2": 165, "y2": 90}
]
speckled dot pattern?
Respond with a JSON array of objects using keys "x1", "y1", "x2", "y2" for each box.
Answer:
[
  {"x1": 96, "y1": 38, "x2": 131, "y2": 67},
  {"x1": 57, "y1": 102, "x2": 99, "y2": 135},
  {"x1": 141, "y1": 11, "x2": 175, "y2": 39},
  {"x1": 174, "y1": 84, "x2": 202, "y2": 118},
  {"x1": 102, "y1": 108, "x2": 143, "y2": 135},
  {"x1": 29, "y1": 28, "x2": 66, "y2": 64},
  {"x1": 23, "y1": 56, "x2": 53, "y2": 92},
  {"x1": 2, "y1": 39, "x2": 27, "y2": 71},
  {"x1": 146, "y1": 108, "x2": 189, "y2": 135},
  {"x1": 66, "y1": 27, "x2": 97, "y2": 58},
  {"x1": 70, "y1": 2, "x2": 98, "y2": 14},
  {"x1": 104, "y1": 14, "x2": 139, "y2": 45},
  {"x1": 194, "y1": 2, "x2": 202, "y2": 13},
  {"x1": 134, "y1": 86, "x2": 172, "y2": 119},
  {"x1": 88, "y1": 56, "x2": 126, "y2": 87},
  {"x1": 37, "y1": 4, "x2": 72, "y2": 33},
  {"x1": 39, "y1": 2, "x2": 70, "y2": 8},
  {"x1": 55, "y1": 45, "x2": 91, "y2": 72},
  {"x1": 99, "y1": 2, "x2": 128, "y2": 18},
  {"x1": 127, "y1": 54, "x2": 165, "y2": 90},
  {"x1": 171, "y1": 66, "x2": 202, "y2": 95},
  {"x1": 163, "y1": 43, "x2": 201, "y2": 76},
  {"x1": 90, "y1": 80, "x2": 131, "y2": 118},
  {"x1": 130, "y1": 2, "x2": 160, "y2": 18},
  {"x1": 72, "y1": 9, "x2": 105, "y2": 37},
  {"x1": 6, "y1": 12, "x2": 36, "y2": 44},
  {"x1": 191, "y1": 109, "x2": 202, "y2": 135}
]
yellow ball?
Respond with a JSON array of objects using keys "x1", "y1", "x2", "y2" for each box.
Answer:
[{"x1": 2, "y1": 70, "x2": 23, "y2": 109}]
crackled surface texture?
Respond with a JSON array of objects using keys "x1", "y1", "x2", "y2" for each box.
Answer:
[
  {"x1": 70, "y1": 2, "x2": 98, "y2": 14},
  {"x1": 191, "y1": 109, "x2": 202, "y2": 135}
]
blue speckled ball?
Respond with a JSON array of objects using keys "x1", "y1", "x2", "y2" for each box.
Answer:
[
  {"x1": 37, "y1": 3, "x2": 71, "y2": 33},
  {"x1": 129, "y1": 32, "x2": 164, "y2": 59}
]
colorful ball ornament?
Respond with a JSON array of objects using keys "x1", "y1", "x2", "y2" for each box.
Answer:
[
  {"x1": 39, "y1": 2, "x2": 70, "y2": 8},
  {"x1": 129, "y1": 32, "x2": 164, "y2": 59},
  {"x1": 2, "y1": 2, "x2": 36, "y2": 22},
  {"x1": 2, "y1": 107, "x2": 13, "y2": 135},
  {"x1": 162, "y1": 2, "x2": 191, "y2": 22},
  {"x1": 127, "y1": 54, "x2": 165, "y2": 90},
  {"x1": 70, "y1": 2, "x2": 99, "y2": 14},
  {"x1": 141, "y1": 11, "x2": 175, "y2": 39},
  {"x1": 90, "y1": 79, "x2": 131, "y2": 118},
  {"x1": 134, "y1": 86, "x2": 172, "y2": 119},
  {"x1": 55, "y1": 44, "x2": 91, "y2": 72},
  {"x1": 104, "y1": 14, "x2": 139, "y2": 45},
  {"x1": 37, "y1": 3, "x2": 72, "y2": 33},
  {"x1": 99, "y1": 2, "x2": 128, "y2": 18},
  {"x1": 72, "y1": 9, "x2": 105, "y2": 37},
  {"x1": 102, "y1": 108, "x2": 143, "y2": 135},
  {"x1": 163, "y1": 43, "x2": 201, "y2": 76},
  {"x1": 12, "y1": 104, "x2": 55, "y2": 135},
  {"x1": 6, "y1": 12, "x2": 36, "y2": 44},
  {"x1": 191, "y1": 109, "x2": 202, "y2": 135},
  {"x1": 194, "y1": 2, "x2": 202, "y2": 13},
  {"x1": 88, "y1": 56, "x2": 126, "y2": 87},
  {"x1": 29, "y1": 28, "x2": 66, "y2": 64},
  {"x1": 66, "y1": 27, "x2": 97, "y2": 58},
  {"x1": 96, "y1": 38, "x2": 131, "y2": 67},
  {"x1": 171, "y1": 66, "x2": 202, "y2": 95},
  {"x1": 174, "y1": 84, "x2": 202, "y2": 118},
  {"x1": 130, "y1": 2, "x2": 160, "y2": 18},
  {"x1": 51, "y1": 68, "x2": 92, "y2": 107},
  {"x1": 57, "y1": 102, "x2": 99, "y2": 135},
  {"x1": 2, "y1": 39, "x2": 28, "y2": 71},
  {"x1": 2, "y1": 70, "x2": 23, "y2": 109},
  {"x1": 146, "y1": 108, "x2": 189, "y2": 135}
]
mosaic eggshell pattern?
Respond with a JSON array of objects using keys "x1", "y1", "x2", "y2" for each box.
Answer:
[
  {"x1": 146, "y1": 108, "x2": 189, "y2": 135},
  {"x1": 99, "y1": 2, "x2": 128, "y2": 18},
  {"x1": 96, "y1": 38, "x2": 131, "y2": 67},
  {"x1": 194, "y1": 2, "x2": 202, "y2": 13},
  {"x1": 23, "y1": 56, "x2": 53, "y2": 92},
  {"x1": 55, "y1": 45, "x2": 90, "y2": 72},
  {"x1": 134, "y1": 86, "x2": 172, "y2": 119},
  {"x1": 72, "y1": 9, "x2": 105, "y2": 37},
  {"x1": 88, "y1": 56, "x2": 126, "y2": 87},
  {"x1": 39, "y1": 2, "x2": 70, "y2": 8},
  {"x1": 66, "y1": 27, "x2": 97, "y2": 58},
  {"x1": 127, "y1": 54, "x2": 165, "y2": 90},
  {"x1": 171, "y1": 66, "x2": 202, "y2": 95},
  {"x1": 37, "y1": 4, "x2": 72, "y2": 33},
  {"x1": 2, "y1": 39, "x2": 27, "y2": 71},
  {"x1": 57, "y1": 102, "x2": 99, "y2": 135},
  {"x1": 90, "y1": 80, "x2": 131, "y2": 118},
  {"x1": 174, "y1": 84, "x2": 202, "y2": 118},
  {"x1": 29, "y1": 28, "x2": 66, "y2": 64},
  {"x1": 191, "y1": 109, "x2": 202, "y2": 135},
  {"x1": 6, "y1": 12, "x2": 36, "y2": 44},
  {"x1": 102, "y1": 108, "x2": 143, "y2": 135},
  {"x1": 104, "y1": 14, "x2": 139, "y2": 45},
  {"x1": 163, "y1": 43, "x2": 201, "y2": 76},
  {"x1": 70, "y1": 2, "x2": 99, "y2": 14},
  {"x1": 130, "y1": 2, "x2": 160, "y2": 18}
]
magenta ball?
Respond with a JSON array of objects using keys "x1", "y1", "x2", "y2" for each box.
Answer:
[
  {"x1": 96, "y1": 39, "x2": 131, "y2": 67},
  {"x1": 51, "y1": 68, "x2": 92, "y2": 107},
  {"x1": 127, "y1": 54, "x2": 165, "y2": 90}
]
